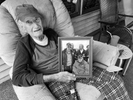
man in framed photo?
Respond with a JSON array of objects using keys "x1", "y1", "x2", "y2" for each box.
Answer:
[
  {"x1": 76, "y1": 44, "x2": 86, "y2": 60},
  {"x1": 85, "y1": 45, "x2": 90, "y2": 62},
  {"x1": 62, "y1": 43, "x2": 75, "y2": 72},
  {"x1": 71, "y1": 43, "x2": 77, "y2": 61}
]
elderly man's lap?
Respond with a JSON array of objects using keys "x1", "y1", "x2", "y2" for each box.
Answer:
[
  {"x1": 47, "y1": 67, "x2": 130, "y2": 100},
  {"x1": 47, "y1": 81, "x2": 101, "y2": 100}
]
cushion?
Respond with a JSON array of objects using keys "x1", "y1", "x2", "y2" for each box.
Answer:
[
  {"x1": 76, "y1": 82, "x2": 101, "y2": 100},
  {"x1": 13, "y1": 84, "x2": 56, "y2": 100},
  {"x1": 0, "y1": 5, "x2": 21, "y2": 66},
  {"x1": 9, "y1": 67, "x2": 56, "y2": 100},
  {"x1": 93, "y1": 41, "x2": 120, "y2": 71}
]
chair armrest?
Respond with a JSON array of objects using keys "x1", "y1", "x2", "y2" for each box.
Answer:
[
  {"x1": 119, "y1": 14, "x2": 133, "y2": 18},
  {"x1": 98, "y1": 20, "x2": 117, "y2": 26}
]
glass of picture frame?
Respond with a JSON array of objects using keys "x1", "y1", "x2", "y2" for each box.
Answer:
[{"x1": 58, "y1": 36, "x2": 93, "y2": 79}]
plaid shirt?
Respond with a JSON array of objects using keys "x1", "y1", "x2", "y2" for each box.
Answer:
[{"x1": 48, "y1": 66, "x2": 131, "y2": 100}]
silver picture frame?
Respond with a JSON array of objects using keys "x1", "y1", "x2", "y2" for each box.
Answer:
[{"x1": 58, "y1": 36, "x2": 93, "y2": 79}]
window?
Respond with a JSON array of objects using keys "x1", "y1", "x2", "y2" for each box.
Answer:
[
  {"x1": 62, "y1": 0, "x2": 81, "y2": 18},
  {"x1": 62, "y1": 0, "x2": 99, "y2": 17},
  {"x1": 82, "y1": 0, "x2": 99, "y2": 14}
]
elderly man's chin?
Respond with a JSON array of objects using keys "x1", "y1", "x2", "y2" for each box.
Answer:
[{"x1": 33, "y1": 30, "x2": 44, "y2": 39}]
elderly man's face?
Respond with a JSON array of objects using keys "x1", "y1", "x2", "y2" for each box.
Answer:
[
  {"x1": 79, "y1": 44, "x2": 83, "y2": 50},
  {"x1": 67, "y1": 45, "x2": 71, "y2": 52},
  {"x1": 22, "y1": 16, "x2": 43, "y2": 39}
]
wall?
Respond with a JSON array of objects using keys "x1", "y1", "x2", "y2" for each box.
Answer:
[{"x1": 72, "y1": 10, "x2": 100, "y2": 36}]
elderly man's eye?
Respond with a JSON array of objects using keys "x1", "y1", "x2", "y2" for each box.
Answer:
[
  {"x1": 35, "y1": 18, "x2": 41, "y2": 23},
  {"x1": 26, "y1": 21, "x2": 32, "y2": 24}
]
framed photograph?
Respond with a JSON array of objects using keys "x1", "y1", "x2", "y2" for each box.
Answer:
[{"x1": 58, "y1": 36, "x2": 93, "y2": 79}]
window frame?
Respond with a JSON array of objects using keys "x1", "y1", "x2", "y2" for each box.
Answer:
[{"x1": 62, "y1": 0, "x2": 99, "y2": 18}]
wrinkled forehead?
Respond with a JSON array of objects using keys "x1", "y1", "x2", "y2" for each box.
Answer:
[
  {"x1": 23, "y1": 16, "x2": 41, "y2": 23},
  {"x1": 19, "y1": 13, "x2": 42, "y2": 23}
]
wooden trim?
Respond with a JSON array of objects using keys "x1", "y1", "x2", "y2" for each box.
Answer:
[
  {"x1": 0, "y1": 68, "x2": 10, "y2": 79},
  {"x1": 0, "y1": 64, "x2": 10, "y2": 72},
  {"x1": 75, "y1": 23, "x2": 100, "y2": 36},
  {"x1": 73, "y1": 15, "x2": 99, "y2": 30},
  {"x1": 72, "y1": 10, "x2": 100, "y2": 22},
  {"x1": 72, "y1": 10, "x2": 100, "y2": 36}
]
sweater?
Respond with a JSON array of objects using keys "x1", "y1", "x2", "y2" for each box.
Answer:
[
  {"x1": 73, "y1": 60, "x2": 89, "y2": 75},
  {"x1": 12, "y1": 28, "x2": 59, "y2": 86}
]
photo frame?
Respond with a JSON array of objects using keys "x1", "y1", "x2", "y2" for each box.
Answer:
[{"x1": 58, "y1": 37, "x2": 93, "y2": 79}]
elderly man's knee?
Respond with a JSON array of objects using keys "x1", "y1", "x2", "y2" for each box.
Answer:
[{"x1": 76, "y1": 82, "x2": 101, "y2": 100}]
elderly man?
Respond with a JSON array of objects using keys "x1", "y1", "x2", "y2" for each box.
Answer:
[
  {"x1": 12, "y1": 3, "x2": 76, "y2": 96},
  {"x1": 12, "y1": 4, "x2": 131, "y2": 100},
  {"x1": 76, "y1": 44, "x2": 86, "y2": 60}
]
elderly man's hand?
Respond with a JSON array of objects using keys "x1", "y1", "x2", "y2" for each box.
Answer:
[{"x1": 56, "y1": 71, "x2": 76, "y2": 83}]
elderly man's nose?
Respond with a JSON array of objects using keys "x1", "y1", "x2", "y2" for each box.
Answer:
[{"x1": 33, "y1": 22, "x2": 39, "y2": 27}]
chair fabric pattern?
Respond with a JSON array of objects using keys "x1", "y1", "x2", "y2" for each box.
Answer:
[{"x1": 0, "y1": 5, "x2": 21, "y2": 66}]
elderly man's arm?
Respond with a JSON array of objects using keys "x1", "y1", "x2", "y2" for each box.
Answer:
[
  {"x1": 12, "y1": 41, "x2": 45, "y2": 86},
  {"x1": 43, "y1": 71, "x2": 76, "y2": 83}
]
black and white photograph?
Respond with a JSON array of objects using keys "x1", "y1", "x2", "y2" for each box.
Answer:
[
  {"x1": 0, "y1": 0, "x2": 133, "y2": 100},
  {"x1": 58, "y1": 37, "x2": 93, "y2": 78}
]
